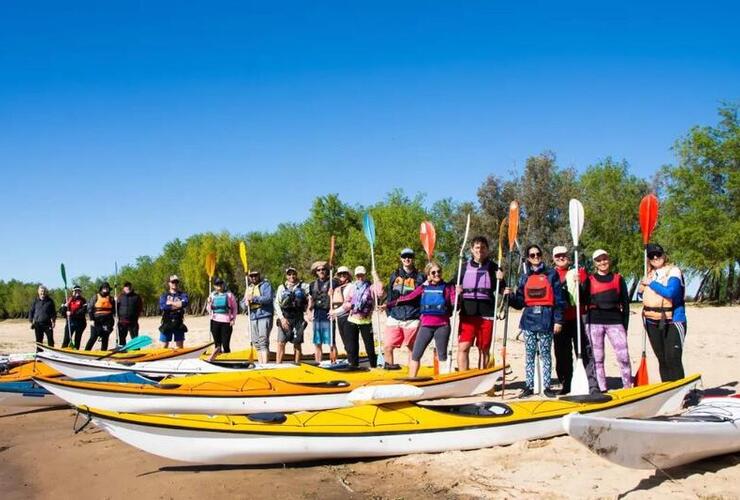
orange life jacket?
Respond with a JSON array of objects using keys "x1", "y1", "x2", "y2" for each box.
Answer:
[
  {"x1": 524, "y1": 273, "x2": 555, "y2": 307},
  {"x1": 93, "y1": 294, "x2": 114, "y2": 317}
]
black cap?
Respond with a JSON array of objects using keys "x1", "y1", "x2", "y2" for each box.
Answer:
[
  {"x1": 123, "y1": 281, "x2": 132, "y2": 288},
  {"x1": 100, "y1": 281, "x2": 111, "y2": 290},
  {"x1": 72, "y1": 284, "x2": 82, "y2": 291},
  {"x1": 213, "y1": 277, "x2": 225, "y2": 285},
  {"x1": 646, "y1": 243, "x2": 664, "y2": 256}
]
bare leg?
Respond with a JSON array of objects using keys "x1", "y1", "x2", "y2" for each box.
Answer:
[
  {"x1": 277, "y1": 342, "x2": 285, "y2": 364},
  {"x1": 162, "y1": 341, "x2": 170, "y2": 349},
  {"x1": 314, "y1": 344, "x2": 323, "y2": 363},
  {"x1": 383, "y1": 346, "x2": 394, "y2": 366},
  {"x1": 457, "y1": 342, "x2": 472, "y2": 371},
  {"x1": 258, "y1": 349, "x2": 268, "y2": 365},
  {"x1": 408, "y1": 359, "x2": 420, "y2": 378},
  {"x1": 175, "y1": 341, "x2": 184, "y2": 349},
  {"x1": 294, "y1": 345, "x2": 302, "y2": 363},
  {"x1": 478, "y1": 349, "x2": 490, "y2": 369}
]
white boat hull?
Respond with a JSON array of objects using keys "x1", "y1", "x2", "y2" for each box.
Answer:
[{"x1": 563, "y1": 396, "x2": 740, "y2": 469}]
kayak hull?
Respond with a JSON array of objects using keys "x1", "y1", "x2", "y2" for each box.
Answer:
[
  {"x1": 36, "y1": 343, "x2": 211, "y2": 362},
  {"x1": 36, "y1": 366, "x2": 502, "y2": 414},
  {"x1": 563, "y1": 396, "x2": 740, "y2": 469},
  {"x1": 83, "y1": 374, "x2": 700, "y2": 465}
]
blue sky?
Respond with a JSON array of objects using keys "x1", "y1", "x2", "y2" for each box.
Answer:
[{"x1": 1, "y1": 1, "x2": 738, "y2": 286}]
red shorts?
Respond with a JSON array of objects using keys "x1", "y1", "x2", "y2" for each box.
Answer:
[{"x1": 458, "y1": 316, "x2": 494, "y2": 351}]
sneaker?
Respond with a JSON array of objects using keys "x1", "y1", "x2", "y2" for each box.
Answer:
[
  {"x1": 517, "y1": 388, "x2": 534, "y2": 398},
  {"x1": 383, "y1": 363, "x2": 402, "y2": 370},
  {"x1": 543, "y1": 388, "x2": 557, "y2": 398},
  {"x1": 559, "y1": 386, "x2": 570, "y2": 396}
]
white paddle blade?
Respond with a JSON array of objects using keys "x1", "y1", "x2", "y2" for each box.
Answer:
[
  {"x1": 570, "y1": 359, "x2": 590, "y2": 396},
  {"x1": 347, "y1": 384, "x2": 425, "y2": 405},
  {"x1": 568, "y1": 199, "x2": 585, "y2": 247},
  {"x1": 533, "y1": 352, "x2": 543, "y2": 395}
]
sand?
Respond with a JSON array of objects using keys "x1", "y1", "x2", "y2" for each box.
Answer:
[{"x1": 1, "y1": 305, "x2": 739, "y2": 499}]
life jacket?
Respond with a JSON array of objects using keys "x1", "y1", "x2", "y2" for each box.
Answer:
[
  {"x1": 279, "y1": 282, "x2": 307, "y2": 316},
  {"x1": 93, "y1": 294, "x2": 114, "y2": 318},
  {"x1": 331, "y1": 283, "x2": 347, "y2": 309},
  {"x1": 420, "y1": 283, "x2": 449, "y2": 316},
  {"x1": 389, "y1": 269, "x2": 421, "y2": 302},
  {"x1": 350, "y1": 281, "x2": 374, "y2": 317},
  {"x1": 642, "y1": 266, "x2": 681, "y2": 321},
  {"x1": 310, "y1": 279, "x2": 331, "y2": 310},
  {"x1": 588, "y1": 273, "x2": 622, "y2": 311},
  {"x1": 461, "y1": 260, "x2": 493, "y2": 300},
  {"x1": 247, "y1": 283, "x2": 262, "y2": 310},
  {"x1": 524, "y1": 273, "x2": 555, "y2": 307},
  {"x1": 117, "y1": 293, "x2": 140, "y2": 320},
  {"x1": 211, "y1": 293, "x2": 229, "y2": 314},
  {"x1": 66, "y1": 296, "x2": 87, "y2": 319}
]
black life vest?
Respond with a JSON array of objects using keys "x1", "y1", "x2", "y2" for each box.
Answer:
[{"x1": 310, "y1": 279, "x2": 331, "y2": 310}]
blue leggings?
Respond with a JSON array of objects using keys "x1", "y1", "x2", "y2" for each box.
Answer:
[{"x1": 524, "y1": 329, "x2": 553, "y2": 390}]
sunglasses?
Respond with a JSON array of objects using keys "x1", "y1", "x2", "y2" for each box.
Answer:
[
  {"x1": 554, "y1": 254, "x2": 568, "y2": 259},
  {"x1": 400, "y1": 255, "x2": 414, "y2": 259},
  {"x1": 429, "y1": 270, "x2": 442, "y2": 276},
  {"x1": 286, "y1": 271, "x2": 297, "y2": 276},
  {"x1": 648, "y1": 253, "x2": 664, "y2": 260},
  {"x1": 528, "y1": 252, "x2": 542, "y2": 258},
  {"x1": 316, "y1": 268, "x2": 327, "y2": 272}
]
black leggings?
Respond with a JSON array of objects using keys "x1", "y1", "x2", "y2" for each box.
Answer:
[
  {"x1": 86, "y1": 317, "x2": 114, "y2": 351},
  {"x1": 118, "y1": 321, "x2": 139, "y2": 345},
  {"x1": 411, "y1": 325, "x2": 450, "y2": 362},
  {"x1": 343, "y1": 321, "x2": 377, "y2": 367},
  {"x1": 62, "y1": 320, "x2": 86, "y2": 349},
  {"x1": 646, "y1": 320, "x2": 686, "y2": 382},
  {"x1": 34, "y1": 322, "x2": 54, "y2": 348},
  {"x1": 210, "y1": 320, "x2": 233, "y2": 353}
]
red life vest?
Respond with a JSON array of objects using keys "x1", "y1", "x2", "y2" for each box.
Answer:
[
  {"x1": 588, "y1": 273, "x2": 622, "y2": 310},
  {"x1": 524, "y1": 273, "x2": 555, "y2": 307}
]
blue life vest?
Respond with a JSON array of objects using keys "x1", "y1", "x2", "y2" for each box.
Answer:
[
  {"x1": 420, "y1": 283, "x2": 448, "y2": 316},
  {"x1": 211, "y1": 293, "x2": 229, "y2": 314}
]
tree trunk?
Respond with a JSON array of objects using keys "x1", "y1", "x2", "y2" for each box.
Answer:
[
  {"x1": 727, "y1": 261, "x2": 735, "y2": 304},
  {"x1": 695, "y1": 271, "x2": 711, "y2": 302}
]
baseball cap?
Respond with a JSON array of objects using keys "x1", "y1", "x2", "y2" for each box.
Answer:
[
  {"x1": 354, "y1": 265, "x2": 367, "y2": 275},
  {"x1": 336, "y1": 266, "x2": 350, "y2": 274},
  {"x1": 400, "y1": 248, "x2": 415, "y2": 257},
  {"x1": 552, "y1": 246, "x2": 568, "y2": 257},
  {"x1": 213, "y1": 277, "x2": 224, "y2": 285},
  {"x1": 169, "y1": 275, "x2": 180, "y2": 282},
  {"x1": 592, "y1": 249, "x2": 609, "y2": 261}
]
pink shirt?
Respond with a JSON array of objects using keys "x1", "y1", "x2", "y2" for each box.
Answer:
[
  {"x1": 207, "y1": 292, "x2": 238, "y2": 323},
  {"x1": 387, "y1": 282, "x2": 457, "y2": 327}
]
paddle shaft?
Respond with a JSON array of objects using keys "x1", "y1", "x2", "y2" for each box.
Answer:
[
  {"x1": 500, "y1": 249, "x2": 516, "y2": 397},
  {"x1": 448, "y1": 214, "x2": 470, "y2": 373}
]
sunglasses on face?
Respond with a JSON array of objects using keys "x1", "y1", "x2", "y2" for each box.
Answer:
[
  {"x1": 429, "y1": 270, "x2": 442, "y2": 276},
  {"x1": 648, "y1": 253, "x2": 664, "y2": 260},
  {"x1": 316, "y1": 268, "x2": 327, "y2": 272},
  {"x1": 528, "y1": 252, "x2": 542, "y2": 258},
  {"x1": 401, "y1": 255, "x2": 414, "y2": 260},
  {"x1": 286, "y1": 272, "x2": 297, "y2": 276},
  {"x1": 554, "y1": 254, "x2": 568, "y2": 259}
]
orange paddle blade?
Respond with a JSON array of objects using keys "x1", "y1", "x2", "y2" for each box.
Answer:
[
  {"x1": 639, "y1": 193, "x2": 659, "y2": 245},
  {"x1": 420, "y1": 221, "x2": 437, "y2": 260},
  {"x1": 635, "y1": 357, "x2": 650, "y2": 386},
  {"x1": 507, "y1": 201, "x2": 520, "y2": 252},
  {"x1": 329, "y1": 235, "x2": 336, "y2": 267}
]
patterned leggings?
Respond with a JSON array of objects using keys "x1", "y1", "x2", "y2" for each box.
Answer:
[
  {"x1": 523, "y1": 330, "x2": 553, "y2": 390},
  {"x1": 586, "y1": 323, "x2": 633, "y2": 391}
]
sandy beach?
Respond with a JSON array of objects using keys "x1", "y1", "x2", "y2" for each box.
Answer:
[{"x1": 1, "y1": 305, "x2": 739, "y2": 499}]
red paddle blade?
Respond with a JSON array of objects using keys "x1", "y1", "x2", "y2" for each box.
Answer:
[
  {"x1": 420, "y1": 221, "x2": 436, "y2": 260},
  {"x1": 639, "y1": 193, "x2": 659, "y2": 245},
  {"x1": 635, "y1": 357, "x2": 650, "y2": 386},
  {"x1": 507, "y1": 201, "x2": 520, "y2": 252},
  {"x1": 329, "y1": 235, "x2": 336, "y2": 267}
]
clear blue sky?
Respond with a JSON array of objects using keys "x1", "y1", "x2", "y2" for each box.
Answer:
[{"x1": 1, "y1": 1, "x2": 738, "y2": 286}]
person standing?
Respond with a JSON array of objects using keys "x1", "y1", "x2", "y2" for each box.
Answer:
[
  {"x1": 116, "y1": 281, "x2": 143, "y2": 345},
  {"x1": 639, "y1": 243, "x2": 687, "y2": 382},
  {"x1": 455, "y1": 236, "x2": 505, "y2": 370},
  {"x1": 206, "y1": 277, "x2": 238, "y2": 357},
  {"x1": 330, "y1": 266, "x2": 352, "y2": 357},
  {"x1": 158, "y1": 275, "x2": 189, "y2": 348},
  {"x1": 382, "y1": 248, "x2": 425, "y2": 370},
  {"x1": 307, "y1": 261, "x2": 335, "y2": 362},
  {"x1": 60, "y1": 285, "x2": 87, "y2": 348},
  {"x1": 86, "y1": 282, "x2": 116, "y2": 350},
  {"x1": 273, "y1": 267, "x2": 310, "y2": 363},
  {"x1": 243, "y1": 270, "x2": 274, "y2": 364},
  {"x1": 551, "y1": 246, "x2": 600, "y2": 394},
  {"x1": 29, "y1": 285, "x2": 56, "y2": 348},
  {"x1": 582, "y1": 249, "x2": 632, "y2": 391},
  {"x1": 508, "y1": 244, "x2": 565, "y2": 398},
  {"x1": 329, "y1": 266, "x2": 381, "y2": 368}
]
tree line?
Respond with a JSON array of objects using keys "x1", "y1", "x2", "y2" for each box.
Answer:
[{"x1": 1, "y1": 104, "x2": 737, "y2": 319}]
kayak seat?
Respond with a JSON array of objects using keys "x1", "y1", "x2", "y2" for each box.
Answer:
[
  {"x1": 327, "y1": 366, "x2": 370, "y2": 373},
  {"x1": 116, "y1": 361, "x2": 137, "y2": 367},
  {"x1": 248, "y1": 412, "x2": 287, "y2": 424},
  {"x1": 287, "y1": 380, "x2": 351, "y2": 388},
  {"x1": 207, "y1": 362, "x2": 255, "y2": 369},
  {"x1": 393, "y1": 376, "x2": 434, "y2": 383},
  {"x1": 648, "y1": 415, "x2": 732, "y2": 423},
  {"x1": 156, "y1": 383, "x2": 182, "y2": 390},
  {"x1": 560, "y1": 393, "x2": 613, "y2": 404},
  {"x1": 427, "y1": 401, "x2": 513, "y2": 417}
]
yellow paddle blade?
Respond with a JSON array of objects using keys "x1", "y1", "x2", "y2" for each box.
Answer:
[
  {"x1": 205, "y1": 252, "x2": 217, "y2": 278},
  {"x1": 239, "y1": 241, "x2": 248, "y2": 273}
]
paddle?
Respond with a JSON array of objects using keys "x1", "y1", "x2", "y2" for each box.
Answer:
[
  {"x1": 95, "y1": 335, "x2": 152, "y2": 359},
  {"x1": 501, "y1": 201, "x2": 520, "y2": 398},
  {"x1": 205, "y1": 252, "x2": 217, "y2": 296},
  {"x1": 419, "y1": 221, "x2": 438, "y2": 374},
  {"x1": 488, "y1": 218, "x2": 507, "y2": 369},
  {"x1": 328, "y1": 235, "x2": 338, "y2": 363},
  {"x1": 635, "y1": 193, "x2": 659, "y2": 386},
  {"x1": 448, "y1": 213, "x2": 471, "y2": 374},
  {"x1": 568, "y1": 199, "x2": 590, "y2": 396},
  {"x1": 60, "y1": 263, "x2": 74, "y2": 348},
  {"x1": 113, "y1": 261, "x2": 119, "y2": 346},
  {"x1": 362, "y1": 212, "x2": 383, "y2": 367},
  {"x1": 239, "y1": 241, "x2": 255, "y2": 363}
]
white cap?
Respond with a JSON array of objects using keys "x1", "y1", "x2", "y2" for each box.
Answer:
[
  {"x1": 354, "y1": 265, "x2": 367, "y2": 275},
  {"x1": 336, "y1": 266, "x2": 350, "y2": 274},
  {"x1": 592, "y1": 249, "x2": 609, "y2": 261},
  {"x1": 552, "y1": 246, "x2": 568, "y2": 257},
  {"x1": 168, "y1": 275, "x2": 180, "y2": 282}
]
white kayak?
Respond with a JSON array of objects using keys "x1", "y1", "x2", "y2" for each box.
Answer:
[
  {"x1": 563, "y1": 395, "x2": 740, "y2": 469},
  {"x1": 36, "y1": 350, "x2": 293, "y2": 379},
  {"x1": 79, "y1": 375, "x2": 700, "y2": 465},
  {"x1": 35, "y1": 342, "x2": 211, "y2": 362},
  {"x1": 34, "y1": 365, "x2": 503, "y2": 414}
]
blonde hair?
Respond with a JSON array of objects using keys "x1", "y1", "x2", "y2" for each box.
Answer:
[{"x1": 424, "y1": 261, "x2": 443, "y2": 276}]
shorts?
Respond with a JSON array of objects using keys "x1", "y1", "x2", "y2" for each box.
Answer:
[
  {"x1": 278, "y1": 318, "x2": 306, "y2": 345},
  {"x1": 312, "y1": 320, "x2": 331, "y2": 345},
  {"x1": 458, "y1": 315, "x2": 494, "y2": 351},
  {"x1": 159, "y1": 330, "x2": 186, "y2": 343},
  {"x1": 384, "y1": 317, "x2": 420, "y2": 349},
  {"x1": 250, "y1": 317, "x2": 273, "y2": 351}
]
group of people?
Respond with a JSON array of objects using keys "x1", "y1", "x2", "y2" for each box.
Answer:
[{"x1": 30, "y1": 237, "x2": 686, "y2": 398}]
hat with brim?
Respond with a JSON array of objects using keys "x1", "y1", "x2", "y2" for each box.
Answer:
[
  {"x1": 310, "y1": 261, "x2": 328, "y2": 273},
  {"x1": 169, "y1": 275, "x2": 180, "y2": 282},
  {"x1": 336, "y1": 266, "x2": 350, "y2": 275},
  {"x1": 552, "y1": 246, "x2": 568, "y2": 257},
  {"x1": 285, "y1": 267, "x2": 297, "y2": 274},
  {"x1": 248, "y1": 270, "x2": 260, "y2": 276},
  {"x1": 592, "y1": 249, "x2": 609, "y2": 261},
  {"x1": 354, "y1": 265, "x2": 367, "y2": 275}
]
